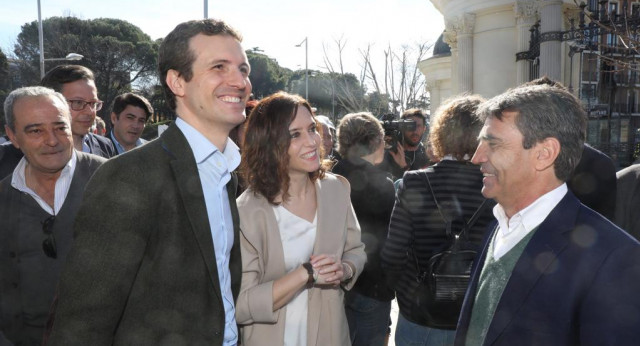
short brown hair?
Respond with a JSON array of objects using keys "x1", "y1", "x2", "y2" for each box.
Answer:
[
  {"x1": 401, "y1": 108, "x2": 427, "y2": 125},
  {"x1": 429, "y1": 95, "x2": 485, "y2": 160},
  {"x1": 111, "y1": 92, "x2": 154, "y2": 120},
  {"x1": 158, "y1": 19, "x2": 242, "y2": 110},
  {"x1": 40, "y1": 65, "x2": 94, "y2": 92},
  {"x1": 241, "y1": 92, "x2": 328, "y2": 205},
  {"x1": 336, "y1": 112, "x2": 384, "y2": 159}
]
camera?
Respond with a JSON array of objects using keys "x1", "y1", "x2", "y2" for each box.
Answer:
[{"x1": 380, "y1": 114, "x2": 416, "y2": 152}]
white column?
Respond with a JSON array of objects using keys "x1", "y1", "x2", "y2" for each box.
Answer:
[
  {"x1": 457, "y1": 14, "x2": 475, "y2": 93},
  {"x1": 539, "y1": 0, "x2": 562, "y2": 80},
  {"x1": 443, "y1": 21, "x2": 459, "y2": 94},
  {"x1": 515, "y1": 1, "x2": 539, "y2": 85},
  {"x1": 427, "y1": 80, "x2": 441, "y2": 117}
]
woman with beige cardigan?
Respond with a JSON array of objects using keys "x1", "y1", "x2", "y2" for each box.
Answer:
[{"x1": 235, "y1": 92, "x2": 366, "y2": 346}]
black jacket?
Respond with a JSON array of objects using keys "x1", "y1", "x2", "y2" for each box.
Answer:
[
  {"x1": 333, "y1": 156, "x2": 395, "y2": 301},
  {"x1": 83, "y1": 133, "x2": 116, "y2": 159}
]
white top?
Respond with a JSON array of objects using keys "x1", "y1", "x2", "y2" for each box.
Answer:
[
  {"x1": 491, "y1": 183, "x2": 568, "y2": 260},
  {"x1": 11, "y1": 150, "x2": 77, "y2": 215},
  {"x1": 273, "y1": 205, "x2": 317, "y2": 346}
]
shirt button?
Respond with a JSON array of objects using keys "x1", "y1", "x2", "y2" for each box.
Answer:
[
  {"x1": 9, "y1": 252, "x2": 16, "y2": 258},
  {"x1": 12, "y1": 282, "x2": 18, "y2": 288}
]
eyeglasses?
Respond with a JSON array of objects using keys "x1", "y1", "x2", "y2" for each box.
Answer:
[
  {"x1": 42, "y1": 215, "x2": 57, "y2": 259},
  {"x1": 67, "y1": 99, "x2": 103, "y2": 112}
]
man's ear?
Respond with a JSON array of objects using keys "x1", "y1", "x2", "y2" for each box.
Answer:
[
  {"x1": 110, "y1": 112, "x2": 118, "y2": 125},
  {"x1": 535, "y1": 137, "x2": 560, "y2": 172},
  {"x1": 166, "y1": 69, "x2": 185, "y2": 98},
  {"x1": 5, "y1": 125, "x2": 19, "y2": 150}
]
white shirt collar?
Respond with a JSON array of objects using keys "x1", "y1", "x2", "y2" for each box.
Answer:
[
  {"x1": 492, "y1": 183, "x2": 568, "y2": 259},
  {"x1": 174, "y1": 118, "x2": 240, "y2": 172},
  {"x1": 11, "y1": 150, "x2": 78, "y2": 215}
]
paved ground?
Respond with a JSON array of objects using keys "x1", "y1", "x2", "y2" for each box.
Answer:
[{"x1": 389, "y1": 299, "x2": 399, "y2": 346}]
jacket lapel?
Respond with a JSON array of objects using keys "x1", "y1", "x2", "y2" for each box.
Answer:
[
  {"x1": 483, "y1": 192, "x2": 581, "y2": 345},
  {"x1": 162, "y1": 124, "x2": 222, "y2": 303},
  {"x1": 227, "y1": 173, "x2": 243, "y2": 301}
]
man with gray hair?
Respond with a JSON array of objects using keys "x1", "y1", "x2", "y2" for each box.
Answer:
[
  {"x1": 455, "y1": 84, "x2": 640, "y2": 345},
  {"x1": 0, "y1": 86, "x2": 106, "y2": 345}
]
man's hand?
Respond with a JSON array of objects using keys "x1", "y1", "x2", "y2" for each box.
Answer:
[{"x1": 389, "y1": 142, "x2": 408, "y2": 169}]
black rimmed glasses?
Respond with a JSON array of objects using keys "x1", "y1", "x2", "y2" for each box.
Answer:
[
  {"x1": 67, "y1": 99, "x2": 103, "y2": 112},
  {"x1": 42, "y1": 215, "x2": 57, "y2": 259}
]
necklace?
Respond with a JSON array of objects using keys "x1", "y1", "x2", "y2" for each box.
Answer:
[{"x1": 405, "y1": 149, "x2": 417, "y2": 167}]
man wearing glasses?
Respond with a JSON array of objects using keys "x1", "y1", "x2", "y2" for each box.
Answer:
[
  {"x1": 0, "y1": 86, "x2": 106, "y2": 345},
  {"x1": 41, "y1": 64, "x2": 115, "y2": 158}
]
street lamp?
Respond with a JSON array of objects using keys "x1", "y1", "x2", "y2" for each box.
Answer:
[
  {"x1": 295, "y1": 37, "x2": 308, "y2": 99},
  {"x1": 40, "y1": 53, "x2": 84, "y2": 79},
  {"x1": 37, "y1": 0, "x2": 83, "y2": 79}
]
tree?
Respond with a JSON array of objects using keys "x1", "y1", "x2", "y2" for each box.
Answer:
[
  {"x1": 0, "y1": 48, "x2": 10, "y2": 135},
  {"x1": 322, "y1": 38, "x2": 432, "y2": 115},
  {"x1": 13, "y1": 16, "x2": 159, "y2": 122},
  {"x1": 246, "y1": 48, "x2": 291, "y2": 99}
]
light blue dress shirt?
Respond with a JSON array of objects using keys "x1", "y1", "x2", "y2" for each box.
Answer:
[
  {"x1": 109, "y1": 131, "x2": 147, "y2": 154},
  {"x1": 175, "y1": 118, "x2": 240, "y2": 345}
]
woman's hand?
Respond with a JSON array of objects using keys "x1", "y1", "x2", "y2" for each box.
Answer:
[{"x1": 310, "y1": 254, "x2": 343, "y2": 286}]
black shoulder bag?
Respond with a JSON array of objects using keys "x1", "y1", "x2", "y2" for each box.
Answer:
[{"x1": 409, "y1": 170, "x2": 488, "y2": 329}]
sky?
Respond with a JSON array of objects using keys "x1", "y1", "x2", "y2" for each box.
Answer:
[{"x1": 0, "y1": 0, "x2": 444, "y2": 77}]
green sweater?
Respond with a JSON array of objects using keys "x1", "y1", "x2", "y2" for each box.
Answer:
[{"x1": 464, "y1": 228, "x2": 537, "y2": 345}]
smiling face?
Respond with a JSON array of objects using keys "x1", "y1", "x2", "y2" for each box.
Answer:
[
  {"x1": 6, "y1": 95, "x2": 73, "y2": 175},
  {"x1": 171, "y1": 34, "x2": 251, "y2": 141},
  {"x1": 60, "y1": 78, "x2": 99, "y2": 137},
  {"x1": 471, "y1": 111, "x2": 539, "y2": 214},
  {"x1": 111, "y1": 105, "x2": 147, "y2": 151},
  {"x1": 287, "y1": 107, "x2": 321, "y2": 176}
]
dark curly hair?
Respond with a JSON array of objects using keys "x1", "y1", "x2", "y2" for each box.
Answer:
[{"x1": 241, "y1": 92, "x2": 329, "y2": 205}]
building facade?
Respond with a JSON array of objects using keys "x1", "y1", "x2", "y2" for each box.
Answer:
[{"x1": 422, "y1": 0, "x2": 640, "y2": 166}]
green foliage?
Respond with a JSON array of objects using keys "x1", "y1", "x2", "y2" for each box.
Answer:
[
  {"x1": 246, "y1": 49, "x2": 291, "y2": 99},
  {"x1": 0, "y1": 48, "x2": 9, "y2": 135},
  {"x1": 13, "y1": 16, "x2": 159, "y2": 121}
]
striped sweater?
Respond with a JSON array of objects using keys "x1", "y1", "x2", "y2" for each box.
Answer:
[{"x1": 381, "y1": 160, "x2": 495, "y2": 327}]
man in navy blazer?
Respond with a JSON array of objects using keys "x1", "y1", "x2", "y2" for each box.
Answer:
[
  {"x1": 46, "y1": 19, "x2": 252, "y2": 345},
  {"x1": 455, "y1": 84, "x2": 640, "y2": 346}
]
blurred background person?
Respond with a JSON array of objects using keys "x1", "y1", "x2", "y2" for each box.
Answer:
[
  {"x1": 41, "y1": 65, "x2": 115, "y2": 158},
  {"x1": 332, "y1": 112, "x2": 395, "y2": 346},
  {"x1": 236, "y1": 92, "x2": 366, "y2": 346},
  {"x1": 382, "y1": 95, "x2": 494, "y2": 346},
  {"x1": 315, "y1": 115, "x2": 338, "y2": 160},
  {"x1": 108, "y1": 92, "x2": 153, "y2": 155},
  {"x1": 93, "y1": 117, "x2": 106, "y2": 136},
  {"x1": 378, "y1": 108, "x2": 430, "y2": 180}
]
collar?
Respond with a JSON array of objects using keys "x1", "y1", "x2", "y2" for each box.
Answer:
[
  {"x1": 110, "y1": 131, "x2": 144, "y2": 154},
  {"x1": 494, "y1": 183, "x2": 568, "y2": 237},
  {"x1": 11, "y1": 150, "x2": 78, "y2": 213},
  {"x1": 174, "y1": 118, "x2": 240, "y2": 171}
]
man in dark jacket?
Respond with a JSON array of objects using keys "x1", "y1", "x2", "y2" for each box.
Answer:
[
  {"x1": 456, "y1": 84, "x2": 640, "y2": 346},
  {"x1": 46, "y1": 18, "x2": 251, "y2": 345},
  {"x1": 0, "y1": 86, "x2": 105, "y2": 345},
  {"x1": 41, "y1": 64, "x2": 115, "y2": 158}
]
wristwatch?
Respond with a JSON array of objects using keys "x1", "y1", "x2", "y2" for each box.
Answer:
[{"x1": 302, "y1": 262, "x2": 315, "y2": 286}]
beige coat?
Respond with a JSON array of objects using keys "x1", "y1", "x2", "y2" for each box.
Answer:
[{"x1": 235, "y1": 173, "x2": 366, "y2": 346}]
